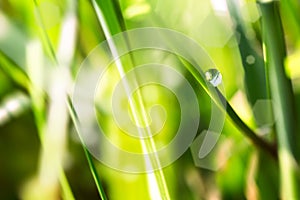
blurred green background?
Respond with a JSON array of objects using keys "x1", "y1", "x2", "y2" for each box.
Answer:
[{"x1": 0, "y1": 0, "x2": 300, "y2": 199}]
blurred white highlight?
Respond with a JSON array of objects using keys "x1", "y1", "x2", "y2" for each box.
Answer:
[{"x1": 211, "y1": 0, "x2": 228, "y2": 13}]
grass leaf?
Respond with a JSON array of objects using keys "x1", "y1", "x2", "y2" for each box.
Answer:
[{"x1": 259, "y1": 1, "x2": 299, "y2": 199}]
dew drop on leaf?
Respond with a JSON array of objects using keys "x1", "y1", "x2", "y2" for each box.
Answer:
[{"x1": 205, "y1": 68, "x2": 222, "y2": 87}]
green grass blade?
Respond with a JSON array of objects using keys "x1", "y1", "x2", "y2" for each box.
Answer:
[
  {"x1": 32, "y1": 0, "x2": 58, "y2": 65},
  {"x1": 259, "y1": 1, "x2": 299, "y2": 199},
  {"x1": 281, "y1": 0, "x2": 300, "y2": 39},
  {"x1": 84, "y1": 148, "x2": 108, "y2": 200},
  {"x1": 226, "y1": 1, "x2": 280, "y2": 197},
  {"x1": 1, "y1": 39, "x2": 75, "y2": 199},
  {"x1": 90, "y1": 0, "x2": 171, "y2": 199},
  {"x1": 149, "y1": 12, "x2": 277, "y2": 158},
  {"x1": 26, "y1": 40, "x2": 75, "y2": 200},
  {"x1": 180, "y1": 58, "x2": 277, "y2": 159},
  {"x1": 0, "y1": 48, "x2": 46, "y2": 135},
  {"x1": 0, "y1": 50, "x2": 30, "y2": 90},
  {"x1": 93, "y1": 0, "x2": 122, "y2": 35},
  {"x1": 23, "y1": 1, "x2": 77, "y2": 199},
  {"x1": 59, "y1": 168, "x2": 76, "y2": 200},
  {"x1": 226, "y1": 0, "x2": 268, "y2": 106},
  {"x1": 67, "y1": 97, "x2": 108, "y2": 200}
]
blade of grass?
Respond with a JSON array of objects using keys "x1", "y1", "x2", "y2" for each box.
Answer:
[
  {"x1": 0, "y1": 45, "x2": 45, "y2": 136},
  {"x1": 2, "y1": 38, "x2": 75, "y2": 200},
  {"x1": 84, "y1": 149, "x2": 108, "y2": 200},
  {"x1": 226, "y1": 2, "x2": 280, "y2": 198},
  {"x1": 149, "y1": 12, "x2": 277, "y2": 158},
  {"x1": 1, "y1": 48, "x2": 77, "y2": 200},
  {"x1": 67, "y1": 97, "x2": 108, "y2": 200},
  {"x1": 91, "y1": 0, "x2": 170, "y2": 199},
  {"x1": 26, "y1": 40, "x2": 74, "y2": 200},
  {"x1": 23, "y1": 1, "x2": 78, "y2": 199},
  {"x1": 258, "y1": 1, "x2": 299, "y2": 199},
  {"x1": 281, "y1": 0, "x2": 300, "y2": 40},
  {"x1": 0, "y1": 50, "x2": 30, "y2": 91},
  {"x1": 59, "y1": 167, "x2": 76, "y2": 200},
  {"x1": 180, "y1": 58, "x2": 277, "y2": 159},
  {"x1": 226, "y1": 0, "x2": 268, "y2": 107},
  {"x1": 32, "y1": 0, "x2": 58, "y2": 65},
  {"x1": 32, "y1": 0, "x2": 108, "y2": 199}
]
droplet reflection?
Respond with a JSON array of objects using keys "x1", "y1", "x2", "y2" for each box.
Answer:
[{"x1": 205, "y1": 68, "x2": 222, "y2": 87}]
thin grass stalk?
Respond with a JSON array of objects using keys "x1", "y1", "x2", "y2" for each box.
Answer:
[
  {"x1": 25, "y1": 1, "x2": 77, "y2": 199},
  {"x1": 26, "y1": 40, "x2": 74, "y2": 200},
  {"x1": 32, "y1": 0, "x2": 58, "y2": 65},
  {"x1": 1, "y1": 45, "x2": 74, "y2": 199},
  {"x1": 258, "y1": 1, "x2": 299, "y2": 199},
  {"x1": 83, "y1": 148, "x2": 108, "y2": 200},
  {"x1": 0, "y1": 51, "x2": 74, "y2": 199},
  {"x1": 67, "y1": 97, "x2": 108, "y2": 200},
  {"x1": 32, "y1": 0, "x2": 109, "y2": 198},
  {"x1": 1, "y1": 3, "x2": 106, "y2": 198},
  {"x1": 215, "y1": 89, "x2": 277, "y2": 158}
]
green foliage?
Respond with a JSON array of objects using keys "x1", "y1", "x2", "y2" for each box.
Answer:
[{"x1": 0, "y1": 0, "x2": 300, "y2": 199}]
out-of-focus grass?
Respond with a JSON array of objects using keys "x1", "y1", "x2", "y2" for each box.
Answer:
[
  {"x1": 259, "y1": 1, "x2": 299, "y2": 199},
  {"x1": 0, "y1": 0, "x2": 300, "y2": 199}
]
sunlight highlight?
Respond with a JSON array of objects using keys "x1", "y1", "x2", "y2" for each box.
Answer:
[
  {"x1": 124, "y1": 3, "x2": 151, "y2": 19},
  {"x1": 210, "y1": 0, "x2": 228, "y2": 13}
]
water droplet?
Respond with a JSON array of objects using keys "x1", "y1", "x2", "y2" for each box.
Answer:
[
  {"x1": 205, "y1": 69, "x2": 222, "y2": 87},
  {"x1": 246, "y1": 55, "x2": 255, "y2": 65}
]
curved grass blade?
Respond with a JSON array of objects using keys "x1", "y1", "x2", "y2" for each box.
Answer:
[
  {"x1": 180, "y1": 58, "x2": 277, "y2": 159},
  {"x1": 149, "y1": 11, "x2": 277, "y2": 158}
]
